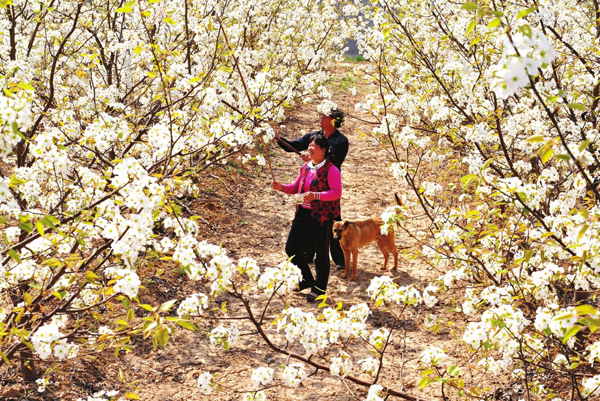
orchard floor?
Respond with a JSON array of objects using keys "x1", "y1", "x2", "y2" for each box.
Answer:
[{"x1": 1, "y1": 64, "x2": 491, "y2": 400}]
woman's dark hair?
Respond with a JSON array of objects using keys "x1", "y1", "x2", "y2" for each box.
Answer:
[
  {"x1": 310, "y1": 132, "x2": 337, "y2": 165},
  {"x1": 329, "y1": 109, "x2": 344, "y2": 128}
]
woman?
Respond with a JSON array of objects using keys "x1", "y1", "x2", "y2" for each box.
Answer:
[{"x1": 272, "y1": 133, "x2": 342, "y2": 302}]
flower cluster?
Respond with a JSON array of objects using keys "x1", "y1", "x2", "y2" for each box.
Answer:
[
  {"x1": 281, "y1": 364, "x2": 307, "y2": 388},
  {"x1": 208, "y1": 324, "x2": 240, "y2": 351},
  {"x1": 366, "y1": 384, "x2": 386, "y2": 401},
  {"x1": 367, "y1": 276, "x2": 421, "y2": 306},
  {"x1": 0, "y1": 92, "x2": 32, "y2": 156},
  {"x1": 257, "y1": 260, "x2": 302, "y2": 295},
  {"x1": 490, "y1": 28, "x2": 556, "y2": 98},
  {"x1": 330, "y1": 351, "x2": 353, "y2": 377},
  {"x1": 420, "y1": 346, "x2": 447, "y2": 367},
  {"x1": 275, "y1": 304, "x2": 370, "y2": 356},
  {"x1": 30, "y1": 320, "x2": 78, "y2": 361},
  {"x1": 251, "y1": 367, "x2": 274, "y2": 387},
  {"x1": 177, "y1": 293, "x2": 209, "y2": 318},
  {"x1": 197, "y1": 372, "x2": 214, "y2": 395}
]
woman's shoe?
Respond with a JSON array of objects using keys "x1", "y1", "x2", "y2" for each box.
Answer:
[{"x1": 306, "y1": 292, "x2": 320, "y2": 302}]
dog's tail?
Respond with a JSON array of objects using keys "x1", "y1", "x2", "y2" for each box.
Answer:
[{"x1": 394, "y1": 193, "x2": 403, "y2": 206}]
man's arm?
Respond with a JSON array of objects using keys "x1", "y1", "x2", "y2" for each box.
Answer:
[{"x1": 275, "y1": 132, "x2": 312, "y2": 153}]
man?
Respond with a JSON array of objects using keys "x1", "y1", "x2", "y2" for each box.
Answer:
[{"x1": 275, "y1": 108, "x2": 349, "y2": 270}]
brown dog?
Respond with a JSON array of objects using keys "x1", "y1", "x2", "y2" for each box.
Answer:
[{"x1": 332, "y1": 217, "x2": 398, "y2": 281}]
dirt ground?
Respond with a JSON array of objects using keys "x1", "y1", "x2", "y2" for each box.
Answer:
[{"x1": 0, "y1": 64, "x2": 476, "y2": 400}]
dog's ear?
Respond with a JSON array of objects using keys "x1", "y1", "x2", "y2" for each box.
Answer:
[
  {"x1": 394, "y1": 193, "x2": 403, "y2": 206},
  {"x1": 342, "y1": 220, "x2": 350, "y2": 229}
]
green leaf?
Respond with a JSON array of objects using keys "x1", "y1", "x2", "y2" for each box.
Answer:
[
  {"x1": 35, "y1": 221, "x2": 45, "y2": 236},
  {"x1": 517, "y1": 6, "x2": 538, "y2": 19},
  {"x1": 578, "y1": 224, "x2": 589, "y2": 241},
  {"x1": 18, "y1": 220, "x2": 33, "y2": 233},
  {"x1": 460, "y1": 174, "x2": 479, "y2": 187},
  {"x1": 9, "y1": 175, "x2": 27, "y2": 187},
  {"x1": 143, "y1": 321, "x2": 157, "y2": 334},
  {"x1": 140, "y1": 304, "x2": 154, "y2": 312},
  {"x1": 127, "y1": 308, "x2": 135, "y2": 322},
  {"x1": 556, "y1": 154, "x2": 571, "y2": 161},
  {"x1": 121, "y1": 297, "x2": 130, "y2": 309},
  {"x1": 17, "y1": 82, "x2": 34, "y2": 91},
  {"x1": 465, "y1": 210, "x2": 480, "y2": 219},
  {"x1": 171, "y1": 203, "x2": 182, "y2": 216},
  {"x1": 526, "y1": 134, "x2": 545, "y2": 143},
  {"x1": 0, "y1": 351, "x2": 10, "y2": 364},
  {"x1": 419, "y1": 376, "x2": 434, "y2": 389},
  {"x1": 116, "y1": 6, "x2": 132, "y2": 12},
  {"x1": 524, "y1": 249, "x2": 533, "y2": 263},
  {"x1": 163, "y1": 17, "x2": 176, "y2": 24},
  {"x1": 8, "y1": 249, "x2": 21, "y2": 263},
  {"x1": 85, "y1": 271, "x2": 99, "y2": 284},
  {"x1": 43, "y1": 258, "x2": 61, "y2": 267},
  {"x1": 461, "y1": 2, "x2": 478, "y2": 10},
  {"x1": 86, "y1": 270, "x2": 99, "y2": 279},
  {"x1": 133, "y1": 46, "x2": 143, "y2": 54},
  {"x1": 140, "y1": 10, "x2": 151, "y2": 17},
  {"x1": 176, "y1": 320, "x2": 198, "y2": 331},
  {"x1": 562, "y1": 325, "x2": 581, "y2": 343},
  {"x1": 156, "y1": 328, "x2": 169, "y2": 348},
  {"x1": 466, "y1": 20, "x2": 476, "y2": 35},
  {"x1": 575, "y1": 305, "x2": 597, "y2": 315},
  {"x1": 126, "y1": 392, "x2": 141, "y2": 400},
  {"x1": 39, "y1": 216, "x2": 58, "y2": 230},
  {"x1": 569, "y1": 103, "x2": 586, "y2": 111},
  {"x1": 486, "y1": 18, "x2": 501, "y2": 29},
  {"x1": 540, "y1": 145, "x2": 554, "y2": 164},
  {"x1": 23, "y1": 292, "x2": 31, "y2": 305},
  {"x1": 160, "y1": 299, "x2": 176, "y2": 312},
  {"x1": 518, "y1": 24, "x2": 532, "y2": 38},
  {"x1": 448, "y1": 365, "x2": 460, "y2": 376},
  {"x1": 481, "y1": 158, "x2": 493, "y2": 170}
]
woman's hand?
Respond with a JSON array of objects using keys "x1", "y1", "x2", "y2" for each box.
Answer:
[
  {"x1": 300, "y1": 152, "x2": 311, "y2": 163},
  {"x1": 272, "y1": 181, "x2": 283, "y2": 191},
  {"x1": 303, "y1": 192, "x2": 316, "y2": 202}
]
